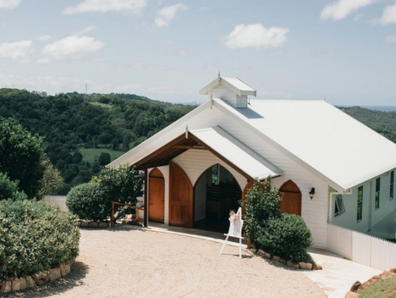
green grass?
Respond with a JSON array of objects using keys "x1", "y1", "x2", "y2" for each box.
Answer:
[
  {"x1": 79, "y1": 148, "x2": 125, "y2": 164},
  {"x1": 359, "y1": 278, "x2": 396, "y2": 298}
]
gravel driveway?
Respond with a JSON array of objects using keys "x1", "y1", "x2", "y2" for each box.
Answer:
[{"x1": 5, "y1": 226, "x2": 326, "y2": 298}]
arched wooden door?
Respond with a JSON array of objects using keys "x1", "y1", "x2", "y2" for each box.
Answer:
[
  {"x1": 149, "y1": 168, "x2": 165, "y2": 223},
  {"x1": 169, "y1": 162, "x2": 193, "y2": 228},
  {"x1": 279, "y1": 180, "x2": 302, "y2": 216}
]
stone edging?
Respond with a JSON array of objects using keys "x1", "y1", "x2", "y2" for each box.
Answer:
[
  {"x1": 252, "y1": 248, "x2": 322, "y2": 270},
  {"x1": 76, "y1": 220, "x2": 111, "y2": 228},
  {"x1": 0, "y1": 264, "x2": 71, "y2": 293}
]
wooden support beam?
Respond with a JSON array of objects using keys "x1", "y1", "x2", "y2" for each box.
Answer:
[
  {"x1": 144, "y1": 168, "x2": 148, "y2": 228},
  {"x1": 173, "y1": 145, "x2": 206, "y2": 150}
]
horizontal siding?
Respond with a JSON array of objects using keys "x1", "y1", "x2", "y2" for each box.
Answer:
[
  {"x1": 173, "y1": 149, "x2": 248, "y2": 191},
  {"x1": 330, "y1": 172, "x2": 396, "y2": 239},
  {"x1": 190, "y1": 107, "x2": 329, "y2": 248}
]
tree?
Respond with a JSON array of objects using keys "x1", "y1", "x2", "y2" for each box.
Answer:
[
  {"x1": 98, "y1": 152, "x2": 111, "y2": 165},
  {"x1": 0, "y1": 172, "x2": 27, "y2": 201},
  {"x1": 0, "y1": 117, "x2": 45, "y2": 199},
  {"x1": 98, "y1": 165, "x2": 143, "y2": 204},
  {"x1": 37, "y1": 157, "x2": 64, "y2": 197}
]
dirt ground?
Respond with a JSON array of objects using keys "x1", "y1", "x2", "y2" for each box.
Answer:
[{"x1": 5, "y1": 226, "x2": 326, "y2": 298}]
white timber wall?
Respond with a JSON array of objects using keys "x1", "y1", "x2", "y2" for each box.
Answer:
[
  {"x1": 172, "y1": 149, "x2": 248, "y2": 192},
  {"x1": 330, "y1": 172, "x2": 396, "y2": 239},
  {"x1": 195, "y1": 106, "x2": 329, "y2": 248}
]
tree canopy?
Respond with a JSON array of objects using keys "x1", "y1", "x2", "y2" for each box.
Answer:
[
  {"x1": 0, "y1": 89, "x2": 194, "y2": 193},
  {"x1": 0, "y1": 117, "x2": 46, "y2": 199}
]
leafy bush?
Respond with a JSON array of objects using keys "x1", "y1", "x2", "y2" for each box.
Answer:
[
  {"x1": 98, "y1": 165, "x2": 143, "y2": 204},
  {"x1": 242, "y1": 179, "x2": 281, "y2": 245},
  {"x1": 0, "y1": 200, "x2": 80, "y2": 282},
  {"x1": 243, "y1": 179, "x2": 314, "y2": 264},
  {"x1": 66, "y1": 183, "x2": 109, "y2": 221},
  {"x1": 257, "y1": 213, "x2": 312, "y2": 262},
  {"x1": 0, "y1": 172, "x2": 27, "y2": 201}
]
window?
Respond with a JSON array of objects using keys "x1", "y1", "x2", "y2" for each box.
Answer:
[
  {"x1": 390, "y1": 171, "x2": 394, "y2": 200},
  {"x1": 334, "y1": 194, "x2": 345, "y2": 217},
  {"x1": 357, "y1": 186, "x2": 363, "y2": 222},
  {"x1": 375, "y1": 178, "x2": 380, "y2": 210},
  {"x1": 211, "y1": 164, "x2": 220, "y2": 185}
]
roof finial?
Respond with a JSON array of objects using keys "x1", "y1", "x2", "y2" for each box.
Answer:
[{"x1": 218, "y1": 71, "x2": 221, "y2": 78}]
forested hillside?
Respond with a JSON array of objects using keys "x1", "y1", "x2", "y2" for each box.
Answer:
[
  {"x1": 0, "y1": 88, "x2": 194, "y2": 194},
  {"x1": 340, "y1": 106, "x2": 396, "y2": 143}
]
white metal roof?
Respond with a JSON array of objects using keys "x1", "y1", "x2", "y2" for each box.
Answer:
[
  {"x1": 190, "y1": 126, "x2": 282, "y2": 180},
  {"x1": 212, "y1": 98, "x2": 396, "y2": 191},
  {"x1": 199, "y1": 76, "x2": 256, "y2": 97}
]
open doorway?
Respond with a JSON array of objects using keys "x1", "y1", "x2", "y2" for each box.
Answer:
[{"x1": 194, "y1": 164, "x2": 242, "y2": 232}]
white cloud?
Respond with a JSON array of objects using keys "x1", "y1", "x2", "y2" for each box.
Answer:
[
  {"x1": 373, "y1": 4, "x2": 396, "y2": 25},
  {"x1": 0, "y1": 0, "x2": 21, "y2": 10},
  {"x1": 42, "y1": 36, "x2": 104, "y2": 60},
  {"x1": 386, "y1": 35, "x2": 396, "y2": 44},
  {"x1": 155, "y1": 3, "x2": 187, "y2": 28},
  {"x1": 36, "y1": 35, "x2": 51, "y2": 41},
  {"x1": 63, "y1": 0, "x2": 147, "y2": 15},
  {"x1": 74, "y1": 26, "x2": 96, "y2": 36},
  {"x1": 223, "y1": 23, "x2": 289, "y2": 49},
  {"x1": 320, "y1": 0, "x2": 380, "y2": 21},
  {"x1": 0, "y1": 40, "x2": 32, "y2": 60}
]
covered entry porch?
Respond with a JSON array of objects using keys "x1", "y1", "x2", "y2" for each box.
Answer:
[{"x1": 136, "y1": 126, "x2": 282, "y2": 232}]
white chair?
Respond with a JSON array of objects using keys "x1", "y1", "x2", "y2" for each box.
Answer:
[{"x1": 220, "y1": 207, "x2": 244, "y2": 259}]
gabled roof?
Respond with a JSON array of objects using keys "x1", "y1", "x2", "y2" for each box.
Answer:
[
  {"x1": 109, "y1": 86, "x2": 396, "y2": 193},
  {"x1": 212, "y1": 98, "x2": 396, "y2": 192},
  {"x1": 199, "y1": 76, "x2": 256, "y2": 97},
  {"x1": 126, "y1": 125, "x2": 282, "y2": 181},
  {"x1": 190, "y1": 126, "x2": 282, "y2": 180}
]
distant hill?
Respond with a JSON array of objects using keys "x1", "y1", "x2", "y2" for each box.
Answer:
[
  {"x1": 0, "y1": 89, "x2": 195, "y2": 194},
  {"x1": 339, "y1": 106, "x2": 396, "y2": 144}
]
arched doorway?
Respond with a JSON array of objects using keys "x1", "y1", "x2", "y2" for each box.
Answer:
[
  {"x1": 193, "y1": 164, "x2": 242, "y2": 232},
  {"x1": 279, "y1": 180, "x2": 302, "y2": 216},
  {"x1": 169, "y1": 162, "x2": 193, "y2": 228},
  {"x1": 149, "y1": 168, "x2": 164, "y2": 223}
]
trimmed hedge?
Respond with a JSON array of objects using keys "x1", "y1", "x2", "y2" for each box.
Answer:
[
  {"x1": 0, "y1": 200, "x2": 80, "y2": 283},
  {"x1": 66, "y1": 183, "x2": 109, "y2": 221},
  {"x1": 257, "y1": 213, "x2": 313, "y2": 263}
]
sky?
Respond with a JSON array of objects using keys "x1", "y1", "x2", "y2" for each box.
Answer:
[{"x1": 0, "y1": 0, "x2": 396, "y2": 106}]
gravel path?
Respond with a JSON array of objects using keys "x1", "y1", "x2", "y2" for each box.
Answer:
[{"x1": 6, "y1": 226, "x2": 326, "y2": 298}]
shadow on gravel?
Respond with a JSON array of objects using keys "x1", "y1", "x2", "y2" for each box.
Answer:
[{"x1": 2, "y1": 261, "x2": 89, "y2": 298}]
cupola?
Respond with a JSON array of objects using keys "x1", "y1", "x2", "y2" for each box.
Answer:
[{"x1": 199, "y1": 74, "x2": 256, "y2": 108}]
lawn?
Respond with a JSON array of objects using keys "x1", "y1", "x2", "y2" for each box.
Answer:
[
  {"x1": 79, "y1": 148, "x2": 125, "y2": 164},
  {"x1": 359, "y1": 278, "x2": 396, "y2": 298}
]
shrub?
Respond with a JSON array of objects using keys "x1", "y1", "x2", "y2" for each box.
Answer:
[
  {"x1": 243, "y1": 179, "x2": 314, "y2": 264},
  {"x1": 242, "y1": 179, "x2": 281, "y2": 245},
  {"x1": 0, "y1": 200, "x2": 80, "y2": 282},
  {"x1": 0, "y1": 172, "x2": 27, "y2": 201},
  {"x1": 66, "y1": 183, "x2": 109, "y2": 221},
  {"x1": 257, "y1": 213, "x2": 312, "y2": 262}
]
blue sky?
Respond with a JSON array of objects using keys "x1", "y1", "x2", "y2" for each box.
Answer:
[{"x1": 0, "y1": 0, "x2": 395, "y2": 106}]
